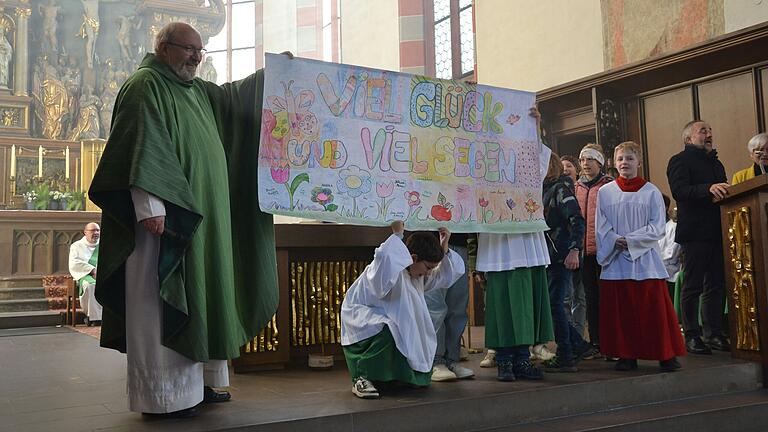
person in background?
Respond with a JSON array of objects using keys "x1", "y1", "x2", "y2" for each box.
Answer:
[
  {"x1": 561, "y1": 154, "x2": 587, "y2": 338},
  {"x1": 732, "y1": 132, "x2": 768, "y2": 184},
  {"x1": 69, "y1": 222, "x2": 103, "y2": 326},
  {"x1": 575, "y1": 143, "x2": 613, "y2": 356},
  {"x1": 426, "y1": 232, "x2": 474, "y2": 381},
  {"x1": 541, "y1": 152, "x2": 593, "y2": 372}
]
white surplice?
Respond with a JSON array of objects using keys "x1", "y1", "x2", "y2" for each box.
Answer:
[
  {"x1": 126, "y1": 187, "x2": 228, "y2": 414},
  {"x1": 594, "y1": 181, "x2": 669, "y2": 281},
  {"x1": 340, "y1": 234, "x2": 465, "y2": 373},
  {"x1": 69, "y1": 236, "x2": 103, "y2": 320},
  {"x1": 658, "y1": 220, "x2": 681, "y2": 283}
]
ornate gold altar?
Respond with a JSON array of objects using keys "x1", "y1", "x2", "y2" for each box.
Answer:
[
  {"x1": 0, "y1": 0, "x2": 225, "y2": 209},
  {"x1": 717, "y1": 175, "x2": 768, "y2": 386},
  {"x1": 234, "y1": 224, "x2": 390, "y2": 372}
]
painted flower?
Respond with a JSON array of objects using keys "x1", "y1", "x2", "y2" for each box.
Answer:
[
  {"x1": 270, "y1": 166, "x2": 290, "y2": 184},
  {"x1": 479, "y1": 197, "x2": 489, "y2": 208},
  {"x1": 311, "y1": 187, "x2": 334, "y2": 206},
  {"x1": 376, "y1": 181, "x2": 394, "y2": 198},
  {"x1": 525, "y1": 197, "x2": 540, "y2": 214},
  {"x1": 405, "y1": 191, "x2": 421, "y2": 207},
  {"x1": 506, "y1": 198, "x2": 516, "y2": 210},
  {"x1": 337, "y1": 165, "x2": 372, "y2": 198}
]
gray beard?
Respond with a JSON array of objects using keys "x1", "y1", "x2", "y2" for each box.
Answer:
[{"x1": 174, "y1": 65, "x2": 196, "y2": 82}]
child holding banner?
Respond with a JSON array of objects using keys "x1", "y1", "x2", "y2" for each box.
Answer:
[
  {"x1": 475, "y1": 108, "x2": 555, "y2": 381},
  {"x1": 340, "y1": 222, "x2": 465, "y2": 398}
]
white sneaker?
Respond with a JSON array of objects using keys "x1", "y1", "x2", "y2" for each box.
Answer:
[
  {"x1": 352, "y1": 377, "x2": 379, "y2": 399},
  {"x1": 448, "y1": 363, "x2": 475, "y2": 379},
  {"x1": 480, "y1": 349, "x2": 496, "y2": 368},
  {"x1": 530, "y1": 344, "x2": 555, "y2": 361},
  {"x1": 431, "y1": 364, "x2": 458, "y2": 382}
]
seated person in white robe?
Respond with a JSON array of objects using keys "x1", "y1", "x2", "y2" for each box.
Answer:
[
  {"x1": 341, "y1": 222, "x2": 465, "y2": 399},
  {"x1": 69, "y1": 222, "x2": 103, "y2": 325}
]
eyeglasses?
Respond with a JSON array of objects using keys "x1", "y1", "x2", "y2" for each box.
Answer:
[{"x1": 165, "y1": 41, "x2": 207, "y2": 56}]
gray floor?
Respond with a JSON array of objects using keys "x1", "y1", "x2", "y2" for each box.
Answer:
[{"x1": 0, "y1": 327, "x2": 753, "y2": 432}]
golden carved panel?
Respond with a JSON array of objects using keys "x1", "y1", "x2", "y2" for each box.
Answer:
[
  {"x1": 727, "y1": 206, "x2": 760, "y2": 351},
  {"x1": 244, "y1": 314, "x2": 279, "y2": 353},
  {"x1": 291, "y1": 260, "x2": 368, "y2": 347}
]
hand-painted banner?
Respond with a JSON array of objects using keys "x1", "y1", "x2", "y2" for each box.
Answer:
[{"x1": 258, "y1": 53, "x2": 547, "y2": 233}]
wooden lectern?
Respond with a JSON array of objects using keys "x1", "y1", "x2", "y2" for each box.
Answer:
[{"x1": 716, "y1": 174, "x2": 768, "y2": 386}]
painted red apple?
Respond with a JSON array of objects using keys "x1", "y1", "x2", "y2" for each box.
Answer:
[{"x1": 430, "y1": 193, "x2": 453, "y2": 221}]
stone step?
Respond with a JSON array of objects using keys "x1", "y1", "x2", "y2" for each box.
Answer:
[
  {"x1": 0, "y1": 298, "x2": 49, "y2": 313},
  {"x1": 232, "y1": 360, "x2": 763, "y2": 432},
  {"x1": 0, "y1": 287, "x2": 46, "y2": 300},
  {"x1": 0, "y1": 311, "x2": 62, "y2": 329},
  {"x1": 490, "y1": 389, "x2": 768, "y2": 431}
]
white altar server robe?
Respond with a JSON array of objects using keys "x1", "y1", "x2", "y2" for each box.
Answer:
[
  {"x1": 341, "y1": 234, "x2": 465, "y2": 373},
  {"x1": 595, "y1": 181, "x2": 669, "y2": 281}
]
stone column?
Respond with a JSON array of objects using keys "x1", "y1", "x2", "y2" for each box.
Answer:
[{"x1": 13, "y1": 7, "x2": 31, "y2": 96}]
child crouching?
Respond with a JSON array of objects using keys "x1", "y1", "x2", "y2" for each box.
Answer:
[{"x1": 341, "y1": 222, "x2": 465, "y2": 398}]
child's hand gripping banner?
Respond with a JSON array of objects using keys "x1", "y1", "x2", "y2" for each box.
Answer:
[{"x1": 258, "y1": 53, "x2": 547, "y2": 233}]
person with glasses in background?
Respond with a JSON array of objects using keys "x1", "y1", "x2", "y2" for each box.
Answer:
[
  {"x1": 732, "y1": 133, "x2": 768, "y2": 184},
  {"x1": 69, "y1": 222, "x2": 103, "y2": 326}
]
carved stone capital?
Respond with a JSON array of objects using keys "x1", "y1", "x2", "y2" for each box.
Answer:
[{"x1": 14, "y1": 8, "x2": 32, "y2": 18}]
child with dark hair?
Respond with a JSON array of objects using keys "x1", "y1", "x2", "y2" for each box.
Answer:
[{"x1": 341, "y1": 222, "x2": 465, "y2": 398}]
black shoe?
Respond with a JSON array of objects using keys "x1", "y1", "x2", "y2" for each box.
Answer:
[
  {"x1": 203, "y1": 386, "x2": 231, "y2": 403},
  {"x1": 574, "y1": 344, "x2": 602, "y2": 361},
  {"x1": 686, "y1": 337, "x2": 712, "y2": 355},
  {"x1": 705, "y1": 335, "x2": 731, "y2": 352},
  {"x1": 659, "y1": 357, "x2": 681, "y2": 372},
  {"x1": 543, "y1": 356, "x2": 578, "y2": 373},
  {"x1": 615, "y1": 358, "x2": 638, "y2": 371},
  {"x1": 143, "y1": 405, "x2": 199, "y2": 419},
  {"x1": 513, "y1": 360, "x2": 544, "y2": 380},
  {"x1": 84, "y1": 316, "x2": 90, "y2": 327},
  {"x1": 496, "y1": 359, "x2": 516, "y2": 382}
]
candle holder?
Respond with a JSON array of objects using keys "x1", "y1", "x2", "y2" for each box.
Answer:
[{"x1": 8, "y1": 175, "x2": 15, "y2": 206}]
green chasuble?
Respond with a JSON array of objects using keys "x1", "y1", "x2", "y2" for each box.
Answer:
[
  {"x1": 90, "y1": 54, "x2": 279, "y2": 362},
  {"x1": 78, "y1": 243, "x2": 99, "y2": 297}
]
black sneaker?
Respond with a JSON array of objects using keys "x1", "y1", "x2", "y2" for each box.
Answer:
[
  {"x1": 496, "y1": 359, "x2": 516, "y2": 382},
  {"x1": 575, "y1": 344, "x2": 602, "y2": 361},
  {"x1": 513, "y1": 360, "x2": 544, "y2": 380},
  {"x1": 543, "y1": 356, "x2": 578, "y2": 373}
]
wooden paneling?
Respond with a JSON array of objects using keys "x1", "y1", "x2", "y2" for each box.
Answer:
[
  {"x1": 698, "y1": 72, "x2": 758, "y2": 183},
  {"x1": 642, "y1": 87, "x2": 693, "y2": 199},
  {"x1": 762, "y1": 68, "x2": 768, "y2": 132}
]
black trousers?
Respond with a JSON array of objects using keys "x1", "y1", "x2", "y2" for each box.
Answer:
[
  {"x1": 582, "y1": 254, "x2": 601, "y2": 346},
  {"x1": 680, "y1": 240, "x2": 726, "y2": 339}
]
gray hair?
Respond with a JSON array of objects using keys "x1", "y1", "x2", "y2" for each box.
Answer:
[
  {"x1": 681, "y1": 119, "x2": 705, "y2": 144},
  {"x1": 747, "y1": 133, "x2": 768, "y2": 152},
  {"x1": 154, "y1": 22, "x2": 189, "y2": 52}
]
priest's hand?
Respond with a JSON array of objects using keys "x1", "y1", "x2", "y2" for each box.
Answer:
[
  {"x1": 615, "y1": 237, "x2": 628, "y2": 251},
  {"x1": 141, "y1": 216, "x2": 165, "y2": 236},
  {"x1": 438, "y1": 227, "x2": 451, "y2": 253}
]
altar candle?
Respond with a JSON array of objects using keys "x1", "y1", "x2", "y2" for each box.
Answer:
[
  {"x1": 10, "y1": 145, "x2": 15, "y2": 178},
  {"x1": 38, "y1": 146, "x2": 43, "y2": 177},
  {"x1": 65, "y1": 147, "x2": 70, "y2": 179}
]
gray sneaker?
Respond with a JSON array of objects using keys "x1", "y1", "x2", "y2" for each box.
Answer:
[{"x1": 352, "y1": 377, "x2": 380, "y2": 399}]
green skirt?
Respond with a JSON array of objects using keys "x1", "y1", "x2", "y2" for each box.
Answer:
[
  {"x1": 485, "y1": 266, "x2": 554, "y2": 348},
  {"x1": 343, "y1": 326, "x2": 432, "y2": 387}
]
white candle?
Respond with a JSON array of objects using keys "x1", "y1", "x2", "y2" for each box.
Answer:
[
  {"x1": 10, "y1": 144, "x2": 15, "y2": 178},
  {"x1": 65, "y1": 147, "x2": 70, "y2": 179},
  {"x1": 38, "y1": 146, "x2": 43, "y2": 177}
]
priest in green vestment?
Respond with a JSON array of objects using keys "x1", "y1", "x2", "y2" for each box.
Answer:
[{"x1": 89, "y1": 22, "x2": 279, "y2": 416}]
